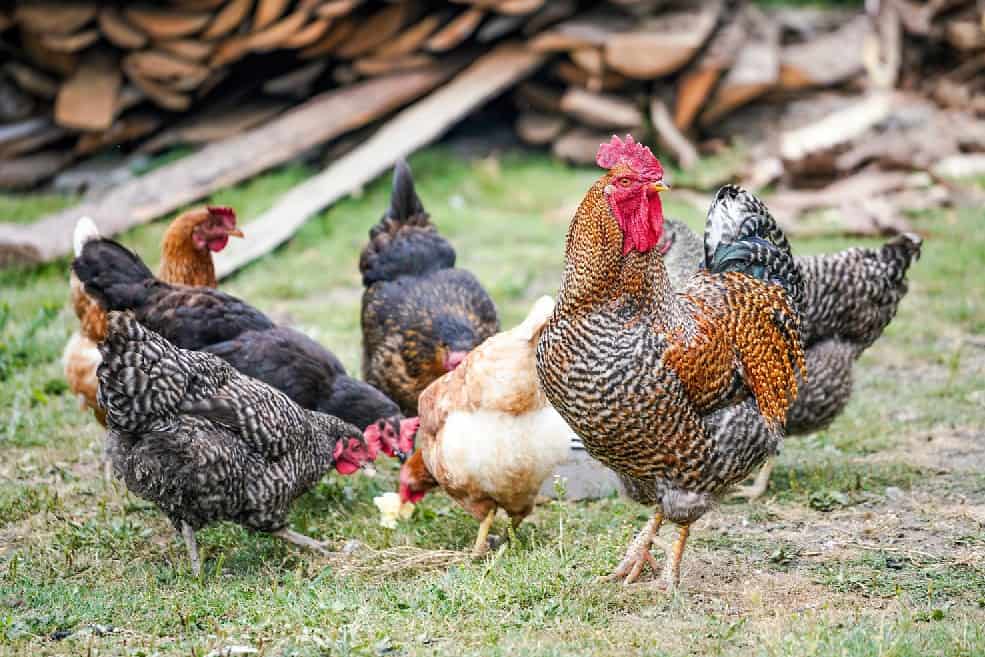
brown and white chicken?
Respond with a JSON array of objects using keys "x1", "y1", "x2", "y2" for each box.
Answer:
[{"x1": 398, "y1": 296, "x2": 572, "y2": 556}]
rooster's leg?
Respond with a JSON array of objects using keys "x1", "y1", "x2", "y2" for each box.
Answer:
[
  {"x1": 471, "y1": 508, "x2": 497, "y2": 557},
  {"x1": 273, "y1": 528, "x2": 332, "y2": 556},
  {"x1": 607, "y1": 512, "x2": 663, "y2": 585},
  {"x1": 661, "y1": 523, "x2": 690, "y2": 591},
  {"x1": 181, "y1": 522, "x2": 201, "y2": 577},
  {"x1": 731, "y1": 457, "x2": 775, "y2": 501}
]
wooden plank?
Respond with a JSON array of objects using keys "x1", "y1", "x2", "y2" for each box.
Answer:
[
  {"x1": 139, "y1": 99, "x2": 289, "y2": 153},
  {"x1": 0, "y1": 64, "x2": 457, "y2": 268},
  {"x1": 213, "y1": 43, "x2": 545, "y2": 279},
  {"x1": 55, "y1": 50, "x2": 120, "y2": 131}
]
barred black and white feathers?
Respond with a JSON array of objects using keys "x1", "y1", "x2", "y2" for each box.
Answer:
[{"x1": 704, "y1": 185, "x2": 804, "y2": 313}]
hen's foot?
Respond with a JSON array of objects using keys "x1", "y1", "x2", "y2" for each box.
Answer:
[
  {"x1": 661, "y1": 524, "x2": 690, "y2": 591},
  {"x1": 274, "y1": 528, "x2": 333, "y2": 556},
  {"x1": 606, "y1": 513, "x2": 663, "y2": 585},
  {"x1": 182, "y1": 522, "x2": 201, "y2": 577},
  {"x1": 471, "y1": 508, "x2": 497, "y2": 558},
  {"x1": 730, "y1": 458, "x2": 775, "y2": 502}
]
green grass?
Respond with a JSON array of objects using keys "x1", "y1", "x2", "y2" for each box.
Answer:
[{"x1": 0, "y1": 147, "x2": 983, "y2": 657}]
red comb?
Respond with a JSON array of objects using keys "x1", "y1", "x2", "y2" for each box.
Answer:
[
  {"x1": 596, "y1": 134, "x2": 663, "y2": 179},
  {"x1": 207, "y1": 206, "x2": 236, "y2": 224}
]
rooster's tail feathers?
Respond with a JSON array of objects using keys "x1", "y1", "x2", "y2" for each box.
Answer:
[
  {"x1": 705, "y1": 185, "x2": 804, "y2": 312},
  {"x1": 73, "y1": 216, "x2": 100, "y2": 256},
  {"x1": 97, "y1": 312, "x2": 230, "y2": 432}
]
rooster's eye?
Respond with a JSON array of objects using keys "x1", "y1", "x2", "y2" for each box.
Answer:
[{"x1": 618, "y1": 177, "x2": 633, "y2": 187}]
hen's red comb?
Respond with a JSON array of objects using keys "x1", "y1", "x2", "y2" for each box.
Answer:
[
  {"x1": 207, "y1": 206, "x2": 237, "y2": 226},
  {"x1": 596, "y1": 134, "x2": 663, "y2": 179}
]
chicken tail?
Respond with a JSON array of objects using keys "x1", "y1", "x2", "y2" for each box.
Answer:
[
  {"x1": 516, "y1": 295, "x2": 556, "y2": 342},
  {"x1": 73, "y1": 216, "x2": 100, "y2": 256},
  {"x1": 359, "y1": 160, "x2": 455, "y2": 285},
  {"x1": 72, "y1": 239, "x2": 157, "y2": 312},
  {"x1": 704, "y1": 185, "x2": 804, "y2": 313},
  {"x1": 97, "y1": 311, "x2": 231, "y2": 433}
]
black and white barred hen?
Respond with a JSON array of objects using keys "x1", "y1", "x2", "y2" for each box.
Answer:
[
  {"x1": 654, "y1": 216, "x2": 922, "y2": 498},
  {"x1": 98, "y1": 312, "x2": 376, "y2": 575}
]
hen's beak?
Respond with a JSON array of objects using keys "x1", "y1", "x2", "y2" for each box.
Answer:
[
  {"x1": 227, "y1": 228, "x2": 245, "y2": 238},
  {"x1": 650, "y1": 180, "x2": 670, "y2": 193}
]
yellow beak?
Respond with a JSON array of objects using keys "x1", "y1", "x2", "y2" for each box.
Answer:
[
  {"x1": 227, "y1": 228, "x2": 245, "y2": 238},
  {"x1": 650, "y1": 181, "x2": 670, "y2": 193}
]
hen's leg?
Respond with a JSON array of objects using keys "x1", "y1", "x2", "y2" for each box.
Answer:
[
  {"x1": 274, "y1": 528, "x2": 332, "y2": 556},
  {"x1": 661, "y1": 523, "x2": 690, "y2": 591},
  {"x1": 471, "y1": 508, "x2": 497, "y2": 557},
  {"x1": 608, "y1": 512, "x2": 663, "y2": 585},
  {"x1": 181, "y1": 522, "x2": 201, "y2": 577},
  {"x1": 731, "y1": 457, "x2": 775, "y2": 501}
]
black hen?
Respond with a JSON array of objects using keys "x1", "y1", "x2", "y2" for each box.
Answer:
[
  {"x1": 360, "y1": 160, "x2": 499, "y2": 415},
  {"x1": 98, "y1": 312, "x2": 374, "y2": 575},
  {"x1": 73, "y1": 239, "x2": 413, "y2": 458}
]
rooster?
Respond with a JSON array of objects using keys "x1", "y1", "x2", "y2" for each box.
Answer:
[
  {"x1": 360, "y1": 160, "x2": 500, "y2": 416},
  {"x1": 656, "y1": 217, "x2": 921, "y2": 499},
  {"x1": 399, "y1": 296, "x2": 571, "y2": 556},
  {"x1": 98, "y1": 312, "x2": 376, "y2": 575},
  {"x1": 72, "y1": 239, "x2": 412, "y2": 460},
  {"x1": 536, "y1": 135, "x2": 806, "y2": 589},
  {"x1": 63, "y1": 207, "x2": 243, "y2": 427}
]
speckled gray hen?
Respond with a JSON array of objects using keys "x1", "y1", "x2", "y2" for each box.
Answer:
[{"x1": 98, "y1": 312, "x2": 374, "y2": 575}]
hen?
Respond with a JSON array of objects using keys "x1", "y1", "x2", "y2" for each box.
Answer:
[
  {"x1": 536, "y1": 135, "x2": 806, "y2": 589},
  {"x1": 72, "y1": 239, "x2": 412, "y2": 459},
  {"x1": 98, "y1": 312, "x2": 375, "y2": 575},
  {"x1": 360, "y1": 160, "x2": 500, "y2": 416},
  {"x1": 657, "y1": 218, "x2": 921, "y2": 498},
  {"x1": 399, "y1": 296, "x2": 571, "y2": 556},
  {"x1": 64, "y1": 207, "x2": 242, "y2": 426}
]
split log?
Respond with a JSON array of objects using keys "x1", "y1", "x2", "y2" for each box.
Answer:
[
  {"x1": 201, "y1": 0, "x2": 253, "y2": 39},
  {"x1": 0, "y1": 65, "x2": 458, "y2": 267},
  {"x1": 336, "y1": 3, "x2": 412, "y2": 58},
  {"x1": 14, "y1": 3, "x2": 97, "y2": 35},
  {"x1": 779, "y1": 91, "x2": 895, "y2": 161},
  {"x1": 0, "y1": 150, "x2": 76, "y2": 190},
  {"x1": 650, "y1": 97, "x2": 698, "y2": 169},
  {"x1": 559, "y1": 87, "x2": 643, "y2": 130},
  {"x1": 515, "y1": 112, "x2": 566, "y2": 145},
  {"x1": 426, "y1": 7, "x2": 485, "y2": 52},
  {"x1": 779, "y1": 15, "x2": 870, "y2": 89},
  {"x1": 99, "y1": 7, "x2": 148, "y2": 49},
  {"x1": 140, "y1": 99, "x2": 288, "y2": 153},
  {"x1": 674, "y1": 16, "x2": 746, "y2": 130},
  {"x1": 213, "y1": 43, "x2": 545, "y2": 278},
  {"x1": 552, "y1": 127, "x2": 612, "y2": 164},
  {"x1": 55, "y1": 50, "x2": 120, "y2": 131},
  {"x1": 604, "y1": 0, "x2": 720, "y2": 80},
  {"x1": 123, "y1": 7, "x2": 211, "y2": 39},
  {"x1": 529, "y1": 10, "x2": 631, "y2": 51},
  {"x1": 4, "y1": 62, "x2": 59, "y2": 99}
]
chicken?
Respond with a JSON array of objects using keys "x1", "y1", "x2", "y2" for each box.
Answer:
[
  {"x1": 72, "y1": 238, "x2": 412, "y2": 460},
  {"x1": 63, "y1": 207, "x2": 243, "y2": 426},
  {"x1": 399, "y1": 296, "x2": 571, "y2": 556},
  {"x1": 360, "y1": 160, "x2": 500, "y2": 416},
  {"x1": 97, "y1": 311, "x2": 377, "y2": 575},
  {"x1": 536, "y1": 135, "x2": 806, "y2": 589},
  {"x1": 657, "y1": 218, "x2": 921, "y2": 499}
]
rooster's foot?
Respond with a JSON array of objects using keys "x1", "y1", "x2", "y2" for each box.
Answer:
[
  {"x1": 606, "y1": 513, "x2": 663, "y2": 585},
  {"x1": 471, "y1": 508, "x2": 498, "y2": 558}
]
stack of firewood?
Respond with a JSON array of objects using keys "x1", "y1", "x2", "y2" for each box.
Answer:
[{"x1": 1, "y1": 0, "x2": 984, "y2": 194}]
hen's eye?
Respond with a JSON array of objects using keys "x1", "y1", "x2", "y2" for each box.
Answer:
[{"x1": 618, "y1": 177, "x2": 633, "y2": 187}]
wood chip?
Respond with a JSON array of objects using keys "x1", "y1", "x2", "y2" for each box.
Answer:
[
  {"x1": 336, "y1": 3, "x2": 412, "y2": 58},
  {"x1": 4, "y1": 62, "x2": 59, "y2": 99},
  {"x1": 124, "y1": 51, "x2": 210, "y2": 82},
  {"x1": 254, "y1": 0, "x2": 292, "y2": 30},
  {"x1": 202, "y1": 0, "x2": 254, "y2": 39},
  {"x1": 299, "y1": 17, "x2": 355, "y2": 58},
  {"x1": 40, "y1": 28, "x2": 100, "y2": 53},
  {"x1": 426, "y1": 7, "x2": 485, "y2": 52},
  {"x1": 55, "y1": 50, "x2": 120, "y2": 131},
  {"x1": 98, "y1": 7, "x2": 148, "y2": 49},
  {"x1": 559, "y1": 87, "x2": 643, "y2": 129},
  {"x1": 374, "y1": 12, "x2": 448, "y2": 59},
  {"x1": 604, "y1": 1, "x2": 721, "y2": 79},
  {"x1": 515, "y1": 111, "x2": 566, "y2": 144},
  {"x1": 124, "y1": 6, "x2": 211, "y2": 39},
  {"x1": 14, "y1": 3, "x2": 97, "y2": 35}
]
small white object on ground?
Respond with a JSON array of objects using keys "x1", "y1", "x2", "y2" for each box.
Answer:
[{"x1": 373, "y1": 492, "x2": 414, "y2": 529}]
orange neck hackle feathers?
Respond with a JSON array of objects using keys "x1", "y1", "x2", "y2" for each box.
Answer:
[{"x1": 158, "y1": 206, "x2": 241, "y2": 288}]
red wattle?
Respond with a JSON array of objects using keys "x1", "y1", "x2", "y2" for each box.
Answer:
[{"x1": 335, "y1": 459, "x2": 359, "y2": 475}]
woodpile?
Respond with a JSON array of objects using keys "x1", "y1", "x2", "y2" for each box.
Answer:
[{"x1": 1, "y1": 0, "x2": 984, "y2": 267}]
